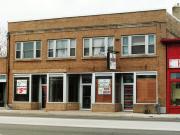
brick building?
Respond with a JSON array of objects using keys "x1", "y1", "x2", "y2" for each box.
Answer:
[{"x1": 5, "y1": 9, "x2": 180, "y2": 113}]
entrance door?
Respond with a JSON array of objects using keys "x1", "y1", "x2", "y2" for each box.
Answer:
[
  {"x1": 123, "y1": 85, "x2": 133, "y2": 110},
  {"x1": 171, "y1": 82, "x2": 180, "y2": 107},
  {"x1": 42, "y1": 85, "x2": 47, "y2": 108},
  {"x1": 0, "y1": 83, "x2": 5, "y2": 107},
  {"x1": 82, "y1": 85, "x2": 91, "y2": 109}
]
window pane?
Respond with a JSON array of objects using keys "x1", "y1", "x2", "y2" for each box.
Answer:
[
  {"x1": 82, "y1": 74, "x2": 92, "y2": 83},
  {"x1": 171, "y1": 82, "x2": 180, "y2": 106},
  {"x1": 84, "y1": 48, "x2": 89, "y2": 56},
  {"x1": 93, "y1": 38, "x2": 104, "y2": 47},
  {"x1": 123, "y1": 37, "x2": 128, "y2": 46},
  {"x1": 36, "y1": 50, "x2": 40, "y2": 58},
  {"x1": 57, "y1": 40, "x2": 67, "y2": 49},
  {"x1": 123, "y1": 46, "x2": 128, "y2": 55},
  {"x1": 93, "y1": 47, "x2": 105, "y2": 56},
  {"x1": 123, "y1": 74, "x2": 133, "y2": 83},
  {"x1": 23, "y1": 42, "x2": 34, "y2": 58},
  {"x1": 148, "y1": 35, "x2": 155, "y2": 45},
  {"x1": 49, "y1": 76, "x2": 63, "y2": 102},
  {"x1": 148, "y1": 45, "x2": 154, "y2": 54},
  {"x1": 70, "y1": 39, "x2": 76, "y2": 48},
  {"x1": 56, "y1": 49, "x2": 67, "y2": 57},
  {"x1": 48, "y1": 49, "x2": 54, "y2": 57},
  {"x1": 108, "y1": 37, "x2": 113, "y2": 47},
  {"x1": 70, "y1": 48, "x2": 75, "y2": 56},
  {"x1": 132, "y1": 45, "x2": 145, "y2": 54},
  {"x1": 14, "y1": 77, "x2": 29, "y2": 101},
  {"x1": 36, "y1": 41, "x2": 41, "y2": 50},
  {"x1": 171, "y1": 73, "x2": 180, "y2": 79},
  {"x1": 48, "y1": 40, "x2": 54, "y2": 49},
  {"x1": 84, "y1": 39, "x2": 90, "y2": 48},
  {"x1": 132, "y1": 36, "x2": 145, "y2": 46},
  {"x1": 16, "y1": 51, "x2": 21, "y2": 59},
  {"x1": 16, "y1": 43, "x2": 21, "y2": 50}
]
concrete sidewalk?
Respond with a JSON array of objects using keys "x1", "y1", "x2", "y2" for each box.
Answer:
[{"x1": 0, "y1": 108, "x2": 180, "y2": 120}]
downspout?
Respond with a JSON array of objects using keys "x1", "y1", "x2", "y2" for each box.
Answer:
[{"x1": 6, "y1": 32, "x2": 10, "y2": 109}]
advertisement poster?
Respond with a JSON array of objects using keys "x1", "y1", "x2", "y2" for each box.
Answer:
[
  {"x1": 109, "y1": 53, "x2": 116, "y2": 70},
  {"x1": 98, "y1": 79, "x2": 111, "y2": 95},
  {"x1": 16, "y1": 80, "x2": 27, "y2": 94}
]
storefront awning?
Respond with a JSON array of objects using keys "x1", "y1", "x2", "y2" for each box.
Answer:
[{"x1": 161, "y1": 38, "x2": 180, "y2": 44}]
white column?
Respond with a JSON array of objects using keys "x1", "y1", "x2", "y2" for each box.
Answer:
[
  {"x1": 133, "y1": 72, "x2": 136, "y2": 104},
  {"x1": 63, "y1": 74, "x2": 68, "y2": 103},
  {"x1": 112, "y1": 72, "x2": 115, "y2": 104},
  {"x1": 91, "y1": 73, "x2": 95, "y2": 104},
  {"x1": 47, "y1": 74, "x2": 49, "y2": 103},
  {"x1": 29, "y1": 74, "x2": 32, "y2": 103}
]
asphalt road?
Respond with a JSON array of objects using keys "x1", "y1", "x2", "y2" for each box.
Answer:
[{"x1": 0, "y1": 124, "x2": 180, "y2": 135}]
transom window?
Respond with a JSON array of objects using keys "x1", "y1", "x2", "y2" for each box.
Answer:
[
  {"x1": 121, "y1": 34, "x2": 155, "y2": 56},
  {"x1": 16, "y1": 41, "x2": 41, "y2": 59},
  {"x1": 83, "y1": 37, "x2": 114, "y2": 57},
  {"x1": 48, "y1": 39, "x2": 76, "y2": 58}
]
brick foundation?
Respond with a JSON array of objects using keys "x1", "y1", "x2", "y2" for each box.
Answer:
[
  {"x1": 92, "y1": 103, "x2": 121, "y2": 112},
  {"x1": 46, "y1": 102, "x2": 79, "y2": 111},
  {"x1": 133, "y1": 104, "x2": 158, "y2": 114},
  {"x1": 12, "y1": 102, "x2": 40, "y2": 110}
]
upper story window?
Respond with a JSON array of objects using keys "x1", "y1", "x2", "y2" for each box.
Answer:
[
  {"x1": 16, "y1": 41, "x2": 41, "y2": 59},
  {"x1": 48, "y1": 39, "x2": 76, "y2": 58},
  {"x1": 121, "y1": 34, "x2": 155, "y2": 56},
  {"x1": 83, "y1": 37, "x2": 114, "y2": 57}
]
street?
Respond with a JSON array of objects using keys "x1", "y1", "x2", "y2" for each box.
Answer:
[
  {"x1": 0, "y1": 116, "x2": 179, "y2": 134},
  {"x1": 0, "y1": 124, "x2": 180, "y2": 135}
]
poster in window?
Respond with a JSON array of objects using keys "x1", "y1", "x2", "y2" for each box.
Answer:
[
  {"x1": 98, "y1": 79, "x2": 111, "y2": 95},
  {"x1": 16, "y1": 80, "x2": 27, "y2": 94}
]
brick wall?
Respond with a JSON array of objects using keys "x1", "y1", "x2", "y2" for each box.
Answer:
[{"x1": 0, "y1": 57, "x2": 7, "y2": 74}]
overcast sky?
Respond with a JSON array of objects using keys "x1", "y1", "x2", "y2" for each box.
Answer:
[{"x1": 0, "y1": 0, "x2": 179, "y2": 30}]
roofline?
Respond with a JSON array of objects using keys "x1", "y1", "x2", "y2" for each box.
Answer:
[
  {"x1": 161, "y1": 38, "x2": 180, "y2": 44},
  {"x1": 8, "y1": 9, "x2": 166, "y2": 24}
]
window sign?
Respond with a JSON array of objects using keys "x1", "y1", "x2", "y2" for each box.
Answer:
[
  {"x1": 98, "y1": 79, "x2": 111, "y2": 95},
  {"x1": 109, "y1": 52, "x2": 116, "y2": 70},
  {"x1": 169, "y1": 59, "x2": 180, "y2": 68},
  {"x1": 16, "y1": 80, "x2": 27, "y2": 94}
]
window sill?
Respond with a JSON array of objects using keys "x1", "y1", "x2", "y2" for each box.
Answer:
[
  {"x1": 82, "y1": 57, "x2": 106, "y2": 60},
  {"x1": 47, "y1": 57, "x2": 76, "y2": 61},
  {"x1": 15, "y1": 59, "x2": 41, "y2": 62},
  {"x1": 120, "y1": 55, "x2": 157, "y2": 59}
]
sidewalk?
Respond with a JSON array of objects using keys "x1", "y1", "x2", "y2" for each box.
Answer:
[{"x1": 0, "y1": 108, "x2": 180, "y2": 120}]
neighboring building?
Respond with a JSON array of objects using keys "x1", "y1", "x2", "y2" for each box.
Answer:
[
  {"x1": 6, "y1": 9, "x2": 180, "y2": 113},
  {"x1": 173, "y1": 3, "x2": 180, "y2": 20},
  {"x1": 0, "y1": 57, "x2": 7, "y2": 107}
]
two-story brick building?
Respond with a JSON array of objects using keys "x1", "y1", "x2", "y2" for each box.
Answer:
[{"x1": 6, "y1": 9, "x2": 180, "y2": 113}]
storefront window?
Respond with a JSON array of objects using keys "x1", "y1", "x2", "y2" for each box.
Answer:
[
  {"x1": 171, "y1": 82, "x2": 180, "y2": 106},
  {"x1": 82, "y1": 74, "x2": 92, "y2": 83},
  {"x1": 14, "y1": 77, "x2": 29, "y2": 101},
  {"x1": 123, "y1": 73, "x2": 133, "y2": 83},
  {"x1": 136, "y1": 75, "x2": 156, "y2": 103},
  {"x1": 68, "y1": 75, "x2": 79, "y2": 102},
  {"x1": 171, "y1": 73, "x2": 180, "y2": 79},
  {"x1": 49, "y1": 76, "x2": 63, "y2": 102}
]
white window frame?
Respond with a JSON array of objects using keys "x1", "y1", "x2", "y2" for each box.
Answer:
[
  {"x1": 15, "y1": 41, "x2": 41, "y2": 60},
  {"x1": 83, "y1": 37, "x2": 114, "y2": 57},
  {"x1": 121, "y1": 34, "x2": 156, "y2": 56},
  {"x1": 48, "y1": 39, "x2": 76, "y2": 58}
]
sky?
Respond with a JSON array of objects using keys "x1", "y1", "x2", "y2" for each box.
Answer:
[{"x1": 0, "y1": 0, "x2": 179, "y2": 30}]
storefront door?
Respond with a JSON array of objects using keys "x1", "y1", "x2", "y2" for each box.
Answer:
[
  {"x1": 171, "y1": 81, "x2": 180, "y2": 107},
  {"x1": 82, "y1": 85, "x2": 91, "y2": 109},
  {"x1": 42, "y1": 85, "x2": 47, "y2": 108},
  {"x1": 0, "y1": 83, "x2": 5, "y2": 107}
]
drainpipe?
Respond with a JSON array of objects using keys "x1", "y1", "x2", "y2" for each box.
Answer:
[{"x1": 6, "y1": 32, "x2": 10, "y2": 109}]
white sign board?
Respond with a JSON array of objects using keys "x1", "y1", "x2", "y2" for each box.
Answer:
[
  {"x1": 98, "y1": 79, "x2": 111, "y2": 95},
  {"x1": 0, "y1": 75, "x2": 6, "y2": 82},
  {"x1": 16, "y1": 80, "x2": 27, "y2": 94},
  {"x1": 109, "y1": 53, "x2": 116, "y2": 70},
  {"x1": 169, "y1": 59, "x2": 180, "y2": 68}
]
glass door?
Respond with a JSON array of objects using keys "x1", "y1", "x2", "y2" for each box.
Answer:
[
  {"x1": 171, "y1": 82, "x2": 180, "y2": 106},
  {"x1": 0, "y1": 83, "x2": 5, "y2": 107},
  {"x1": 42, "y1": 85, "x2": 47, "y2": 108},
  {"x1": 124, "y1": 84, "x2": 133, "y2": 110},
  {"x1": 82, "y1": 85, "x2": 91, "y2": 109}
]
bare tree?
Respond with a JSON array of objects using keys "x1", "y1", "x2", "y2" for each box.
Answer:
[{"x1": 0, "y1": 27, "x2": 7, "y2": 57}]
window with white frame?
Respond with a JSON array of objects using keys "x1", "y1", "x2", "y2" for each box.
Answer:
[
  {"x1": 48, "y1": 39, "x2": 76, "y2": 58},
  {"x1": 121, "y1": 34, "x2": 155, "y2": 56},
  {"x1": 83, "y1": 37, "x2": 114, "y2": 57},
  {"x1": 16, "y1": 41, "x2": 41, "y2": 59}
]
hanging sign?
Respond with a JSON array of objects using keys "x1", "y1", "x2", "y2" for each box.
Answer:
[
  {"x1": 98, "y1": 79, "x2": 111, "y2": 95},
  {"x1": 107, "y1": 52, "x2": 116, "y2": 70},
  {"x1": 16, "y1": 80, "x2": 27, "y2": 94},
  {"x1": 169, "y1": 59, "x2": 180, "y2": 68}
]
